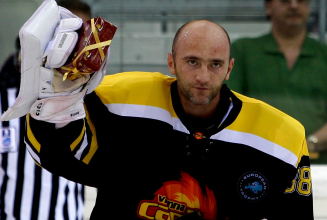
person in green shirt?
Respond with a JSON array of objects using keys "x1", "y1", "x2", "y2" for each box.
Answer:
[{"x1": 229, "y1": 0, "x2": 327, "y2": 164}]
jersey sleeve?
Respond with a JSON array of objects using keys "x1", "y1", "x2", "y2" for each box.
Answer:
[
  {"x1": 282, "y1": 139, "x2": 314, "y2": 219},
  {"x1": 24, "y1": 94, "x2": 102, "y2": 187}
]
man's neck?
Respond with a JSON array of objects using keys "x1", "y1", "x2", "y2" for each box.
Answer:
[
  {"x1": 272, "y1": 25, "x2": 307, "y2": 69},
  {"x1": 178, "y1": 91, "x2": 220, "y2": 120},
  {"x1": 272, "y1": 25, "x2": 307, "y2": 49}
]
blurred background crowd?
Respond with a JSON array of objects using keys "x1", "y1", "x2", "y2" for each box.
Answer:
[{"x1": 1, "y1": 0, "x2": 325, "y2": 76}]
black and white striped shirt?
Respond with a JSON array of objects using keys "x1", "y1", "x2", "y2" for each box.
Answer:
[{"x1": 0, "y1": 54, "x2": 85, "y2": 220}]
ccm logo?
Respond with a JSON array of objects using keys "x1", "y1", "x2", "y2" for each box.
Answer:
[
  {"x1": 35, "y1": 103, "x2": 43, "y2": 116},
  {"x1": 71, "y1": 111, "x2": 79, "y2": 117}
]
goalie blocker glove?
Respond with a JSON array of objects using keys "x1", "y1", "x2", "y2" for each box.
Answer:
[{"x1": 0, "y1": 0, "x2": 112, "y2": 124}]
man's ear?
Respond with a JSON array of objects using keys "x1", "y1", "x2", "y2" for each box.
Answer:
[
  {"x1": 225, "y1": 58, "x2": 234, "y2": 81},
  {"x1": 167, "y1": 53, "x2": 176, "y2": 76}
]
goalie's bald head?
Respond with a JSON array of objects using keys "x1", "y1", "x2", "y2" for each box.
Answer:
[{"x1": 171, "y1": 20, "x2": 231, "y2": 59}]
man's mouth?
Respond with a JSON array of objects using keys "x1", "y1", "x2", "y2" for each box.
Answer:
[
  {"x1": 194, "y1": 87, "x2": 208, "y2": 90},
  {"x1": 287, "y1": 13, "x2": 301, "y2": 18}
]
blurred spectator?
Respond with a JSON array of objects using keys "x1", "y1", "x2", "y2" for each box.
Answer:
[
  {"x1": 57, "y1": 0, "x2": 92, "y2": 22},
  {"x1": 229, "y1": 0, "x2": 327, "y2": 163}
]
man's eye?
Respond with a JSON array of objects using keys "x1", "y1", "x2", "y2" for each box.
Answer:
[
  {"x1": 212, "y1": 63, "x2": 221, "y2": 68},
  {"x1": 188, "y1": 60, "x2": 197, "y2": 65}
]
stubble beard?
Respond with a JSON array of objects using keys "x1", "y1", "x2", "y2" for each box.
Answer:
[
  {"x1": 182, "y1": 84, "x2": 220, "y2": 105},
  {"x1": 175, "y1": 69, "x2": 222, "y2": 105},
  {"x1": 283, "y1": 12, "x2": 308, "y2": 30}
]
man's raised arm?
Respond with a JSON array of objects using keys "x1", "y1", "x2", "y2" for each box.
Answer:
[{"x1": 1, "y1": 0, "x2": 116, "y2": 186}]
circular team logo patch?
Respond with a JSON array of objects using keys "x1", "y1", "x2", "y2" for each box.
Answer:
[{"x1": 237, "y1": 171, "x2": 269, "y2": 202}]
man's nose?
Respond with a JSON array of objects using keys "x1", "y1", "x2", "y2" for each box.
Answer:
[
  {"x1": 195, "y1": 67, "x2": 210, "y2": 83},
  {"x1": 289, "y1": 0, "x2": 299, "y2": 8}
]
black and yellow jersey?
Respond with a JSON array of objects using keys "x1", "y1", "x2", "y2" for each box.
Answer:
[{"x1": 25, "y1": 71, "x2": 313, "y2": 220}]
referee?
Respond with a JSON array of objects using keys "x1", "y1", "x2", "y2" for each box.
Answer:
[{"x1": 0, "y1": 36, "x2": 85, "y2": 220}]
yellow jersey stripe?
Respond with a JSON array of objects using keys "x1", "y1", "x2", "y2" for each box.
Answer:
[
  {"x1": 230, "y1": 92, "x2": 305, "y2": 156},
  {"x1": 82, "y1": 141, "x2": 97, "y2": 165},
  {"x1": 70, "y1": 120, "x2": 85, "y2": 151},
  {"x1": 82, "y1": 106, "x2": 98, "y2": 164},
  {"x1": 95, "y1": 72, "x2": 177, "y2": 116},
  {"x1": 26, "y1": 114, "x2": 41, "y2": 153}
]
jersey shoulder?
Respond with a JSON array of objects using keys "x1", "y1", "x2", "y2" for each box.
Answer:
[
  {"x1": 95, "y1": 71, "x2": 176, "y2": 109},
  {"x1": 231, "y1": 90, "x2": 305, "y2": 134},
  {"x1": 229, "y1": 90, "x2": 306, "y2": 159}
]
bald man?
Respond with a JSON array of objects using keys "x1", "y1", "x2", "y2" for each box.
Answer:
[{"x1": 25, "y1": 20, "x2": 313, "y2": 219}]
